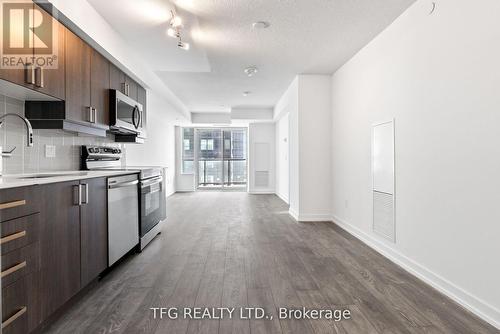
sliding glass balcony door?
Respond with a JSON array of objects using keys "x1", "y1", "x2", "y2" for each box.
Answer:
[{"x1": 196, "y1": 128, "x2": 247, "y2": 190}]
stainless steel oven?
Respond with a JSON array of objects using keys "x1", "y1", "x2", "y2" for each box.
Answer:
[
  {"x1": 81, "y1": 146, "x2": 166, "y2": 251},
  {"x1": 140, "y1": 173, "x2": 166, "y2": 240},
  {"x1": 109, "y1": 89, "x2": 146, "y2": 139}
]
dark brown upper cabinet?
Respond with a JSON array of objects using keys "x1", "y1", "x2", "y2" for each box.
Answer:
[
  {"x1": 65, "y1": 29, "x2": 91, "y2": 124},
  {"x1": 0, "y1": 3, "x2": 65, "y2": 100},
  {"x1": 31, "y1": 4, "x2": 66, "y2": 100},
  {"x1": 109, "y1": 63, "x2": 125, "y2": 93},
  {"x1": 90, "y1": 49, "x2": 110, "y2": 127},
  {"x1": 125, "y1": 75, "x2": 138, "y2": 101},
  {"x1": 109, "y1": 63, "x2": 141, "y2": 101}
]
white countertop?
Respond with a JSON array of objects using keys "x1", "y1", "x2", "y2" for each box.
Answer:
[{"x1": 0, "y1": 170, "x2": 140, "y2": 189}]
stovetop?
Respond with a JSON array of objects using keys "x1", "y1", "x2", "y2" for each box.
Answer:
[{"x1": 81, "y1": 146, "x2": 163, "y2": 180}]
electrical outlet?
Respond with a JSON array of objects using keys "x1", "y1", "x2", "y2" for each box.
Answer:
[{"x1": 45, "y1": 144, "x2": 56, "y2": 158}]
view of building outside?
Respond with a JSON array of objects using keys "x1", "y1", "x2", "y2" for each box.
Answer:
[
  {"x1": 182, "y1": 128, "x2": 194, "y2": 173},
  {"x1": 182, "y1": 128, "x2": 247, "y2": 188}
]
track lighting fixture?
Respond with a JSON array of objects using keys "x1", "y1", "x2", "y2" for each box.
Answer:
[
  {"x1": 178, "y1": 40, "x2": 190, "y2": 50},
  {"x1": 167, "y1": 10, "x2": 190, "y2": 51}
]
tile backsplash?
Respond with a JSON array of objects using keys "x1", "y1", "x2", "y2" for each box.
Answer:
[{"x1": 0, "y1": 94, "x2": 125, "y2": 175}]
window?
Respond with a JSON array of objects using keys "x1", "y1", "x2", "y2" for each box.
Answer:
[
  {"x1": 182, "y1": 128, "x2": 194, "y2": 174},
  {"x1": 207, "y1": 139, "x2": 214, "y2": 150},
  {"x1": 200, "y1": 139, "x2": 214, "y2": 151}
]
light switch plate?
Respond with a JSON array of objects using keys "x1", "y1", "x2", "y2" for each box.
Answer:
[{"x1": 45, "y1": 144, "x2": 56, "y2": 158}]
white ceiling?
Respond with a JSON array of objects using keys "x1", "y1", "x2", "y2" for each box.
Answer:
[{"x1": 88, "y1": 0, "x2": 416, "y2": 112}]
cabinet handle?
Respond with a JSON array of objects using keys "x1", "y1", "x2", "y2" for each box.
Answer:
[
  {"x1": 86, "y1": 106, "x2": 95, "y2": 123},
  {"x1": 74, "y1": 185, "x2": 82, "y2": 206},
  {"x1": 0, "y1": 230, "x2": 26, "y2": 245},
  {"x1": 81, "y1": 183, "x2": 89, "y2": 204},
  {"x1": 93, "y1": 107, "x2": 97, "y2": 124},
  {"x1": 1, "y1": 261, "x2": 27, "y2": 278},
  {"x1": 35, "y1": 66, "x2": 44, "y2": 88},
  {"x1": 121, "y1": 82, "x2": 127, "y2": 96},
  {"x1": 2, "y1": 307, "x2": 27, "y2": 329},
  {"x1": 25, "y1": 63, "x2": 35, "y2": 84},
  {"x1": 0, "y1": 200, "x2": 26, "y2": 210}
]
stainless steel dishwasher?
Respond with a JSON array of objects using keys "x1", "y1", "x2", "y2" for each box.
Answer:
[{"x1": 107, "y1": 174, "x2": 139, "y2": 266}]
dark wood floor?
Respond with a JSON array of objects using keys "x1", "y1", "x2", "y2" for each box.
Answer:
[{"x1": 43, "y1": 192, "x2": 498, "y2": 334}]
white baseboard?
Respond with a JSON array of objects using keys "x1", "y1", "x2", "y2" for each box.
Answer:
[
  {"x1": 297, "y1": 213, "x2": 333, "y2": 222},
  {"x1": 331, "y1": 214, "x2": 500, "y2": 330},
  {"x1": 248, "y1": 189, "x2": 275, "y2": 194},
  {"x1": 287, "y1": 209, "x2": 332, "y2": 222},
  {"x1": 275, "y1": 192, "x2": 289, "y2": 204}
]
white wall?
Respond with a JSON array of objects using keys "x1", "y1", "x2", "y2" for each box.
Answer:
[
  {"x1": 275, "y1": 113, "x2": 289, "y2": 203},
  {"x1": 275, "y1": 78, "x2": 299, "y2": 213},
  {"x1": 330, "y1": 0, "x2": 500, "y2": 328},
  {"x1": 274, "y1": 76, "x2": 331, "y2": 221},
  {"x1": 248, "y1": 123, "x2": 275, "y2": 193},
  {"x1": 125, "y1": 93, "x2": 183, "y2": 196},
  {"x1": 297, "y1": 75, "x2": 332, "y2": 221},
  {"x1": 174, "y1": 126, "x2": 196, "y2": 192},
  {"x1": 191, "y1": 112, "x2": 231, "y2": 124}
]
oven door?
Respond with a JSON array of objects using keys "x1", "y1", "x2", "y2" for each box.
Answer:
[{"x1": 140, "y1": 176, "x2": 165, "y2": 237}]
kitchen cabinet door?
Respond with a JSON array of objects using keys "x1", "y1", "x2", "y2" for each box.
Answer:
[
  {"x1": 90, "y1": 49, "x2": 110, "y2": 126},
  {"x1": 0, "y1": 3, "x2": 34, "y2": 90},
  {"x1": 39, "y1": 181, "x2": 81, "y2": 320},
  {"x1": 125, "y1": 76, "x2": 138, "y2": 101},
  {"x1": 80, "y1": 178, "x2": 108, "y2": 287},
  {"x1": 109, "y1": 63, "x2": 125, "y2": 93},
  {"x1": 32, "y1": 4, "x2": 66, "y2": 100},
  {"x1": 0, "y1": 66, "x2": 29, "y2": 90},
  {"x1": 65, "y1": 29, "x2": 91, "y2": 124}
]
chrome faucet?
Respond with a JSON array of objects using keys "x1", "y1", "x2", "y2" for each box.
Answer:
[{"x1": 0, "y1": 113, "x2": 34, "y2": 147}]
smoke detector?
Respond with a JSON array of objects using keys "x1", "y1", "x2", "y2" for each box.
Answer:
[
  {"x1": 252, "y1": 21, "x2": 270, "y2": 29},
  {"x1": 244, "y1": 66, "x2": 258, "y2": 77}
]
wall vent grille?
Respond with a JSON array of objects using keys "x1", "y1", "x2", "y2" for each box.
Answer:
[
  {"x1": 373, "y1": 191, "x2": 395, "y2": 242},
  {"x1": 255, "y1": 171, "x2": 269, "y2": 187}
]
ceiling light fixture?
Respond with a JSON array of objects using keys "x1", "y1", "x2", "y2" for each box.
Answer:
[
  {"x1": 167, "y1": 10, "x2": 190, "y2": 51},
  {"x1": 252, "y1": 21, "x2": 270, "y2": 29},
  {"x1": 171, "y1": 15, "x2": 183, "y2": 28},
  {"x1": 167, "y1": 28, "x2": 179, "y2": 38},
  {"x1": 244, "y1": 66, "x2": 258, "y2": 77},
  {"x1": 178, "y1": 40, "x2": 190, "y2": 50}
]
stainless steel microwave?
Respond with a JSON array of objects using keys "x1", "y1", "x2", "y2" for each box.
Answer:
[{"x1": 109, "y1": 89, "x2": 146, "y2": 138}]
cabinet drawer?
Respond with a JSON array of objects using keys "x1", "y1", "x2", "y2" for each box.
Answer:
[
  {"x1": 2, "y1": 273, "x2": 39, "y2": 334},
  {"x1": 0, "y1": 186, "x2": 40, "y2": 222},
  {"x1": 1, "y1": 213, "x2": 40, "y2": 254},
  {"x1": 1, "y1": 242, "x2": 40, "y2": 288}
]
